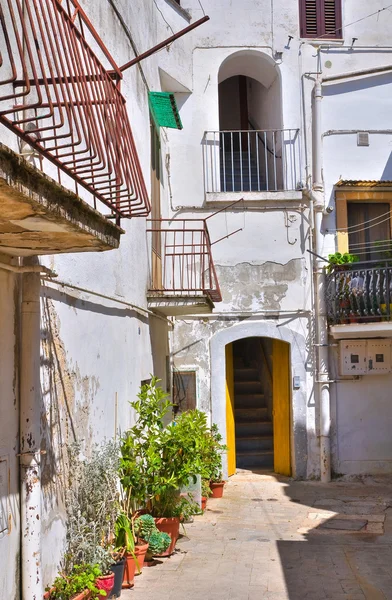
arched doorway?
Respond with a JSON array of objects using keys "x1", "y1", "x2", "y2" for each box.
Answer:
[
  {"x1": 217, "y1": 50, "x2": 283, "y2": 192},
  {"x1": 226, "y1": 337, "x2": 291, "y2": 476},
  {"x1": 210, "y1": 321, "x2": 306, "y2": 479}
]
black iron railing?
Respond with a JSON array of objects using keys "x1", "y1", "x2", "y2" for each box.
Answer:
[{"x1": 326, "y1": 260, "x2": 392, "y2": 324}]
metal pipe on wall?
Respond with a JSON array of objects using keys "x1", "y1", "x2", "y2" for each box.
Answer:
[
  {"x1": 310, "y1": 76, "x2": 331, "y2": 483},
  {"x1": 19, "y1": 266, "x2": 42, "y2": 600}
]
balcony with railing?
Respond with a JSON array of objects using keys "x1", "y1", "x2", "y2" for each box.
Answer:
[
  {"x1": 203, "y1": 128, "x2": 302, "y2": 199},
  {"x1": 0, "y1": 0, "x2": 149, "y2": 256},
  {"x1": 146, "y1": 219, "x2": 221, "y2": 315},
  {"x1": 326, "y1": 261, "x2": 392, "y2": 338}
]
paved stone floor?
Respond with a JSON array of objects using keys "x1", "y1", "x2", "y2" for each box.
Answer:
[{"x1": 122, "y1": 471, "x2": 392, "y2": 600}]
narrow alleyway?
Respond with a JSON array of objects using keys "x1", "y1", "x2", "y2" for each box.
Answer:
[{"x1": 124, "y1": 472, "x2": 392, "y2": 600}]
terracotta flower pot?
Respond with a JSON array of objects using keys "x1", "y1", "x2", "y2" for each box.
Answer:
[
  {"x1": 96, "y1": 572, "x2": 114, "y2": 597},
  {"x1": 201, "y1": 496, "x2": 207, "y2": 511},
  {"x1": 154, "y1": 516, "x2": 180, "y2": 557},
  {"x1": 210, "y1": 481, "x2": 225, "y2": 498},
  {"x1": 44, "y1": 591, "x2": 91, "y2": 600},
  {"x1": 122, "y1": 552, "x2": 137, "y2": 589},
  {"x1": 135, "y1": 540, "x2": 149, "y2": 572}
]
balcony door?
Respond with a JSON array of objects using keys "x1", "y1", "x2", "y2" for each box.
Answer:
[{"x1": 151, "y1": 120, "x2": 162, "y2": 289}]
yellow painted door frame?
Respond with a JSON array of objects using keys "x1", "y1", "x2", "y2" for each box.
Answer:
[
  {"x1": 272, "y1": 339, "x2": 291, "y2": 476},
  {"x1": 225, "y1": 343, "x2": 236, "y2": 476}
]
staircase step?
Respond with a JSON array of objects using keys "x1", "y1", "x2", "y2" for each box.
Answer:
[
  {"x1": 235, "y1": 381, "x2": 264, "y2": 393},
  {"x1": 236, "y1": 421, "x2": 273, "y2": 437},
  {"x1": 234, "y1": 368, "x2": 259, "y2": 381},
  {"x1": 236, "y1": 436, "x2": 273, "y2": 452},
  {"x1": 235, "y1": 407, "x2": 269, "y2": 422},
  {"x1": 235, "y1": 393, "x2": 266, "y2": 408},
  {"x1": 236, "y1": 451, "x2": 274, "y2": 469}
]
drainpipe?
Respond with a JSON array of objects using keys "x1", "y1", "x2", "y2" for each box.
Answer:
[
  {"x1": 20, "y1": 266, "x2": 42, "y2": 600},
  {"x1": 311, "y1": 77, "x2": 331, "y2": 483}
]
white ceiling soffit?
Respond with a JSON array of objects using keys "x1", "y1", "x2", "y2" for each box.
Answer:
[{"x1": 159, "y1": 68, "x2": 191, "y2": 93}]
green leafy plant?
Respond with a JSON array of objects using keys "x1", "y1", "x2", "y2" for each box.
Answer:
[
  {"x1": 46, "y1": 563, "x2": 106, "y2": 599},
  {"x1": 202, "y1": 424, "x2": 228, "y2": 484},
  {"x1": 120, "y1": 378, "x2": 214, "y2": 518},
  {"x1": 145, "y1": 531, "x2": 171, "y2": 561},
  {"x1": 201, "y1": 479, "x2": 212, "y2": 498},
  {"x1": 326, "y1": 252, "x2": 359, "y2": 274},
  {"x1": 134, "y1": 514, "x2": 156, "y2": 542}
]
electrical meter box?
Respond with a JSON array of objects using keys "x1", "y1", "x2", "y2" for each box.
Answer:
[
  {"x1": 339, "y1": 340, "x2": 392, "y2": 375},
  {"x1": 367, "y1": 340, "x2": 391, "y2": 374},
  {"x1": 340, "y1": 341, "x2": 367, "y2": 375}
]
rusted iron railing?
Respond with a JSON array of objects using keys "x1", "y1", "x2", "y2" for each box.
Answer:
[
  {"x1": 0, "y1": 0, "x2": 150, "y2": 218},
  {"x1": 326, "y1": 260, "x2": 392, "y2": 324},
  {"x1": 146, "y1": 219, "x2": 222, "y2": 303}
]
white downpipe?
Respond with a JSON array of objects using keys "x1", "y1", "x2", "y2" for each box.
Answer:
[
  {"x1": 20, "y1": 269, "x2": 43, "y2": 600},
  {"x1": 312, "y1": 76, "x2": 331, "y2": 483}
]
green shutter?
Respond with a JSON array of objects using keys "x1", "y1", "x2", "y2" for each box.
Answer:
[{"x1": 148, "y1": 92, "x2": 183, "y2": 130}]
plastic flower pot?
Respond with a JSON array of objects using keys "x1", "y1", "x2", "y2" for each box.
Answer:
[
  {"x1": 96, "y1": 572, "x2": 115, "y2": 597},
  {"x1": 154, "y1": 517, "x2": 180, "y2": 557},
  {"x1": 135, "y1": 540, "x2": 149, "y2": 572},
  {"x1": 210, "y1": 481, "x2": 225, "y2": 498},
  {"x1": 110, "y1": 559, "x2": 125, "y2": 598}
]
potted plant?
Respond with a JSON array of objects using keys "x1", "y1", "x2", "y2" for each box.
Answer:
[
  {"x1": 113, "y1": 512, "x2": 139, "y2": 589},
  {"x1": 44, "y1": 563, "x2": 105, "y2": 599},
  {"x1": 134, "y1": 514, "x2": 171, "y2": 563},
  {"x1": 204, "y1": 424, "x2": 228, "y2": 498},
  {"x1": 120, "y1": 378, "x2": 209, "y2": 557},
  {"x1": 326, "y1": 252, "x2": 360, "y2": 274},
  {"x1": 57, "y1": 442, "x2": 120, "y2": 599}
]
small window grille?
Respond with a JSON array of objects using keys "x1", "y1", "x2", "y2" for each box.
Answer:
[
  {"x1": 173, "y1": 370, "x2": 197, "y2": 414},
  {"x1": 357, "y1": 132, "x2": 370, "y2": 147}
]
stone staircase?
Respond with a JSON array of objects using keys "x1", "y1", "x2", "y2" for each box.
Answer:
[
  {"x1": 220, "y1": 150, "x2": 263, "y2": 192},
  {"x1": 234, "y1": 361, "x2": 273, "y2": 470}
]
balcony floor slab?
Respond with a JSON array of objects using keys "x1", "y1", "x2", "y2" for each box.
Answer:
[
  {"x1": 205, "y1": 190, "x2": 304, "y2": 204},
  {"x1": 147, "y1": 294, "x2": 214, "y2": 316},
  {"x1": 330, "y1": 322, "x2": 392, "y2": 339},
  {"x1": 0, "y1": 144, "x2": 122, "y2": 256}
]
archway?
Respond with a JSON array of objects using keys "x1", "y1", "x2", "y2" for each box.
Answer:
[
  {"x1": 217, "y1": 50, "x2": 283, "y2": 192},
  {"x1": 210, "y1": 321, "x2": 308, "y2": 480}
]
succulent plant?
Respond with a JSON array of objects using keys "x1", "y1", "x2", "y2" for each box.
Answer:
[
  {"x1": 145, "y1": 531, "x2": 171, "y2": 560},
  {"x1": 134, "y1": 514, "x2": 156, "y2": 542}
]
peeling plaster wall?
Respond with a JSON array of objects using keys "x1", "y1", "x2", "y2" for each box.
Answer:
[{"x1": 0, "y1": 264, "x2": 20, "y2": 599}]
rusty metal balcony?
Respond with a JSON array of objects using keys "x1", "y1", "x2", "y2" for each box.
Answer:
[
  {"x1": 146, "y1": 219, "x2": 222, "y2": 315},
  {"x1": 0, "y1": 0, "x2": 150, "y2": 220},
  {"x1": 326, "y1": 261, "x2": 392, "y2": 339}
]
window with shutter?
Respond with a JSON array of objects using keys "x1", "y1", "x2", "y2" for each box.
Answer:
[{"x1": 299, "y1": 0, "x2": 342, "y2": 39}]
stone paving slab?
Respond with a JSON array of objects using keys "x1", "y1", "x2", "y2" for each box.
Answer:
[{"x1": 121, "y1": 473, "x2": 392, "y2": 600}]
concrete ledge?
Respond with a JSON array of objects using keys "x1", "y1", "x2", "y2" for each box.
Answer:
[
  {"x1": 205, "y1": 191, "x2": 305, "y2": 204},
  {"x1": 0, "y1": 144, "x2": 123, "y2": 256}
]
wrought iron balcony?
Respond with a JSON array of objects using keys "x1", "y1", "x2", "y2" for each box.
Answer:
[
  {"x1": 146, "y1": 219, "x2": 221, "y2": 314},
  {"x1": 326, "y1": 261, "x2": 392, "y2": 325},
  {"x1": 203, "y1": 129, "x2": 301, "y2": 194},
  {"x1": 0, "y1": 0, "x2": 150, "y2": 219}
]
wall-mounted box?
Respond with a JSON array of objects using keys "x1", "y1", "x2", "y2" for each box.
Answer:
[{"x1": 339, "y1": 340, "x2": 392, "y2": 376}]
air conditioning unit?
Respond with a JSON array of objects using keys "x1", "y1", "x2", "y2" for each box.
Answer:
[{"x1": 339, "y1": 339, "x2": 391, "y2": 375}]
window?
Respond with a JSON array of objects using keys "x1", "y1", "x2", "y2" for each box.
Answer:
[
  {"x1": 335, "y1": 184, "x2": 392, "y2": 262},
  {"x1": 173, "y1": 370, "x2": 197, "y2": 414},
  {"x1": 299, "y1": 0, "x2": 342, "y2": 39}
]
